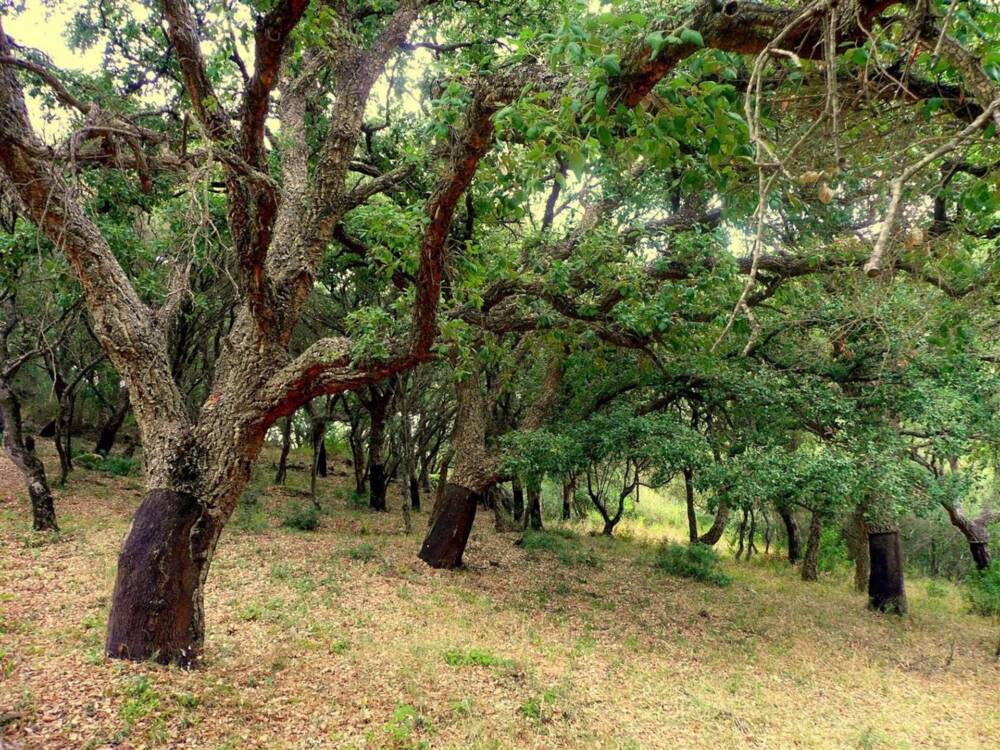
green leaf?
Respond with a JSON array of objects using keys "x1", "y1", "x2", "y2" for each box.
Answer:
[
  {"x1": 599, "y1": 54, "x2": 621, "y2": 76},
  {"x1": 680, "y1": 28, "x2": 704, "y2": 48},
  {"x1": 646, "y1": 31, "x2": 666, "y2": 60},
  {"x1": 567, "y1": 149, "x2": 587, "y2": 177}
]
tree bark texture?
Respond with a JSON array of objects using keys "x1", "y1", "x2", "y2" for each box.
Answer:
[
  {"x1": 511, "y1": 476, "x2": 524, "y2": 524},
  {"x1": 274, "y1": 416, "x2": 292, "y2": 485},
  {"x1": 106, "y1": 488, "x2": 220, "y2": 665},
  {"x1": 525, "y1": 479, "x2": 544, "y2": 530},
  {"x1": 562, "y1": 475, "x2": 575, "y2": 521},
  {"x1": 801, "y1": 511, "x2": 822, "y2": 582},
  {"x1": 1, "y1": 383, "x2": 58, "y2": 532},
  {"x1": 777, "y1": 503, "x2": 800, "y2": 563},
  {"x1": 420, "y1": 372, "x2": 496, "y2": 568},
  {"x1": 867, "y1": 529, "x2": 907, "y2": 614},
  {"x1": 942, "y1": 501, "x2": 995, "y2": 570},
  {"x1": 684, "y1": 466, "x2": 698, "y2": 543},
  {"x1": 94, "y1": 385, "x2": 131, "y2": 456},
  {"x1": 698, "y1": 501, "x2": 730, "y2": 546}
]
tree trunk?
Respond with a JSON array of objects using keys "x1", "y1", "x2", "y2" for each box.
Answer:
[
  {"x1": 308, "y1": 411, "x2": 326, "y2": 504},
  {"x1": 369, "y1": 463, "x2": 387, "y2": 511},
  {"x1": 852, "y1": 511, "x2": 870, "y2": 593},
  {"x1": 419, "y1": 483, "x2": 479, "y2": 568},
  {"x1": 366, "y1": 388, "x2": 389, "y2": 512},
  {"x1": 409, "y1": 475, "x2": 420, "y2": 511},
  {"x1": 106, "y1": 488, "x2": 220, "y2": 665},
  {"x1": 0, "y1": 383, "x2": 58, "y2": 531},
  {"x1": 777, "y1": 503, "x2": 801, "y2": 563},
  {"x1": 735, "y1": 508, "x2": 747, "y2": 560},
  {"x1": 52, "y1": 406, "x2": 72, "y2": 486},
  {"x1": 274, "y1": 416, "x2": 292, "y2": 485},
  {"x1": 94, "y1": 385, "x2": 130, "y2": 456},
  {"x1": 941, "y1": 502, "x2": 994, "y2": 571},
  {"x1": 747, "y1": 509, "x2": 758, "y2": 560},
  {"x1": 867, "y1": 528, "x2": 907, "y2": 614},
  {"x1": 511, "y1": 476, "x2": 524, "y2": 524},
  {"x1": 46, "y1": 362, "x2": 74, "y2": 486},
  {"x1": 970, "y1": 542, "x2": 992, "y2": 571},
  {"x1": 801, "y1": 511, "x2": 822, "y2": 581},
  {"x1": 561, "y1": 475, "x2": 574, "y2": 521},
  {"x1": 316, "y1": 438, "x2": 327, "y2": 477},
  {"x1": 698, "y1": 501, "x2": 730, "y2": 546},
  {"x1": 525, "y1": 479, "x2": 543, "y2": 530},
  {"x1": 684, "y1": 466, "x2": 698, "y2": 543},
  {"x1": 490, "y1": 484, "x2": 519, "y2": 532},
  {"x1": 420, "y1": 371, "x2": 493, "y2": 568}
]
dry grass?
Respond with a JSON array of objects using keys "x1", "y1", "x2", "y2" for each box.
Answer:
[{"x1": 1, "y1": 449, "x2": 998, "y2": 750}]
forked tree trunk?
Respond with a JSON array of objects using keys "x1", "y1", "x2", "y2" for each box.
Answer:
[
  {"x1": 735, "y1": 508, "x2": 747, "y2": 560},
  {"x1": 777, "y1": 503, "x2": 800, "y2": 563},
  {"x1": 94, "y1": 385, "x2": 130, "y2": 456},
  {"x1": 684, "y1": 466, "x2": 698, "y2": 543},
  {"x1": 867, "y1": 527, "x2": 907, "y2": 614},
  {"x1": 941, "y1": 502, "x2": 995, "y2": 571},
  {"x1": 801, "y1": 511, "x2": 822, "y2": 581},
  {"x1": 511, "y1": 476, "x2": 524, "y2": 524},
  {"x1": 274, "y1": 416, "x2": 292, "y2": 485},
  {"x1": 698, "y1": 501, "x2": 730, "y2": 546},
  {"x1": 746, "y1": 509, "x2": 759, "y2": 560},
  {"x1": 0, "y1": 384, "x2": 58, "y2": 531},
  {"x1": 106, "y1": 488, "x2": 219, "y2": 665}
]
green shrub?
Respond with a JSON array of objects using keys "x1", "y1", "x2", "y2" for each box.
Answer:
[
  {"x1": 74, "y1": 453, "x2": 104, "y2": 470},
  {"x1": 281, "y1": 502, "x2": 320, "y2": 531},
  {"x1": 817, "y1": 526, "x2": 851, "y2": 573},
  {"x1": 520, "y1": 530, "x2": 564, "y2": 552},
  {"x1": 655, "y1": 542, "x2": 731, "y2": 586},
  {"x1": 76, "y1": 453, "x2": 140, "y2": 476},
  {"x1": 99, "y1": 456, "x2": 141, "y2": 476},
  {"x1": 346, "y1": 542, "x2": 378, "y2": 561},
  {"x1": 120, "y1": 676, "x2": 158, "y2": 727},
  {"x1": 965, "y1": 562, "x2": 1000, "y2": 617},
  {"x1": 925, "y1": 580, "x2": 947, "y2": 599},
  {"x1": 233, "y1": 482, "x2": 269, "y2": 533}
]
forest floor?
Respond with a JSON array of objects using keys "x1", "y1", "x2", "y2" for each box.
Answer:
[{"x1": 1, "y1": 447, "x2": 999, "y2": 750}]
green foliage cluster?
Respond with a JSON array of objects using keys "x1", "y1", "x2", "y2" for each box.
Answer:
[
  {"x1": 965, "y1": 564, "x2": 1000, "y2": 617},
  {"x1": 281, "y1": 502, "x2": 321, "y2": 532},
  {"x1": 75, "y1": 453, "x2": 140, "y2": 477},
  {"x1": 655, "y1": 543, "x2": 731, "y2": 587}
]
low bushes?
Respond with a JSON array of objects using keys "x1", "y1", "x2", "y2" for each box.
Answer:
[
  {"x1": 75, "y1": 453, "x2": 140, "y2": 476},
  {"x1": 655, "y1": 542, "x2": 731, "y2": 587},
  {"x1": 965, "y1": 562, "x2": 1000, "y2": 617}
]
